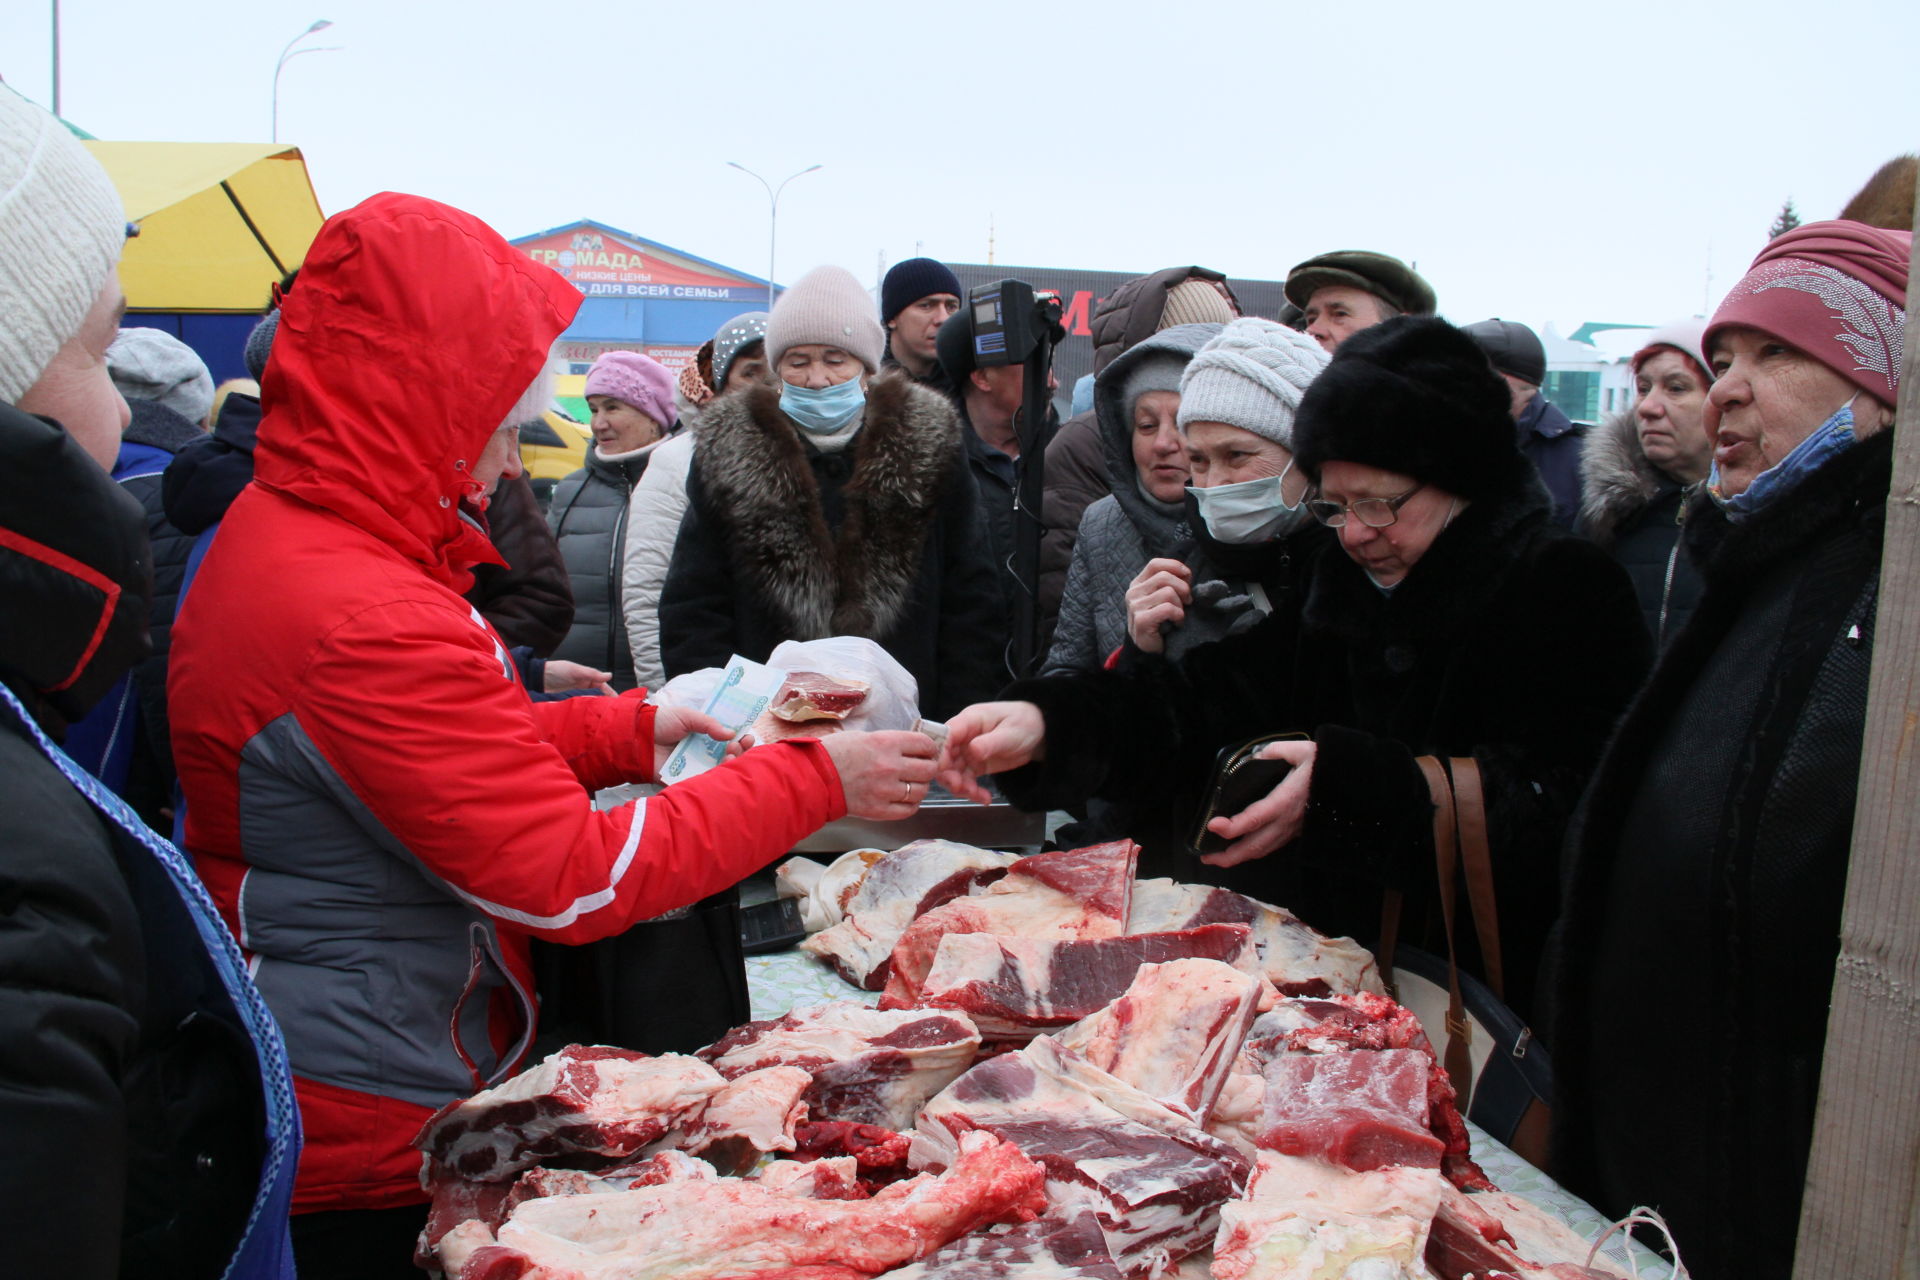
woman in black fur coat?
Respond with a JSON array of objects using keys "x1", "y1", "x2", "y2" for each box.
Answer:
[
  {"x1": 660, "y1": 265, "x2": 1002, "y2": 720},
  {"x1": 1549, "y1": 220, "x2": 1907, "y2": 1280},
  {"x1": 937, "y1": 317, "x2": 1651, "y2": 1018}
]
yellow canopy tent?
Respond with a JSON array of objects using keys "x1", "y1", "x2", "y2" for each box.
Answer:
[{"x1": 82, "y1": 141, "x2": 325, "y2": 312}]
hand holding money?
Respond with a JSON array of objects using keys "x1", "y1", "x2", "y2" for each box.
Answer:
[{"x1": 651, "y1": 707, "x2": 747, "y2": 776}]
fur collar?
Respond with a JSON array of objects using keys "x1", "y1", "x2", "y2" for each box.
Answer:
[
  {"x1": 693, "y1": 370, "x2": 963, "y2": 641},
  {"x1": 1576, "y1": 411, "x2": 1674, "y2": 546}
]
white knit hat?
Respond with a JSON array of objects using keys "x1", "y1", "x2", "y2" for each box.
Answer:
[
  {"x1": 0, "y1": 87, "x2": 126, "y2": 404},
  {"x1": 765, "y1": 265, "x2": 886, "y2": 372},
  {"x1": 1177, "y1": 316, "x2": 1331, "y2": 448}
]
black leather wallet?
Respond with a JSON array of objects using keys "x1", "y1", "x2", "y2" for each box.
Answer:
[{"x1": 1189, "y1": 733, "x2": 1308, "y2": 857}]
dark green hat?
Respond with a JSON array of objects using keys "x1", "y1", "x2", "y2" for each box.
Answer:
[{"x1": 1284, "y1": 250, "x2": 1436, "y2": 317}]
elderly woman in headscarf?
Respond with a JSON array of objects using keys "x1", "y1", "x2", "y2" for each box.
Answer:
[
  {"x1": 938, "y1": 317, "x2": 1650, "y2": 1016},
  {"x1": 1550, "y1": 221, "x2": 1909, "y2": 1280},
  {"x1": 1576, "y1": 319, "x2": 1715, "y2": 647}
]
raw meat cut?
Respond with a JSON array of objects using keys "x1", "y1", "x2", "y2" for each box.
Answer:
[
  {"x1": 773, "y1": 671, "x2": 871, "y2": 721},
  {"x1": 1247, "y1": 994, "x2": 1489, "y2": 1192},
  {"x1": 915, "y1": 925, "x2": 1258, "y2": 1041},
  {"x1": 433, "y1": 1129, "x2": 1048, "y2": 1280},
  {"x1": 1124, "y1": 879, "x2": 1382, "y2": 997},
  {"x1": 698, "y1": 1001, "x2": 981, "y2": 1131},
  {"x1": 1211, "y1": 1152, "x2": 1447, "y2": 1280},
  {"x1": 662, "y1": 1064, "x2": 812, "y2": 1173},
  {"x1": 416, "y1": 1045, "x2": 726, "y2": 1181},
  {"x1": 753, "y1": 1155, "x2": 866, "y2": 1200},
  {"x1": 916, "y1": 1035, "x2": 1248, "y2": 1276},
  {"x1": 1052, "y1": 958, "x2": 1261, "y2": 1122},
  {"x1": 1258, "y1": 1048, "x2": 1446, "y2": 1172},
  {"x1": 882, "y1": 1210, "x2": 1123, "y2": 1279},
  {"x1": 883, "y1": 842, "x2": 1141, "y2": 1008},
  {"x1": 803, "y1": 841, "x2": 1022, "y2": 988},
  {"x1": 1425, "y1": 1186, "x2": 1634, "y2": 1280},
  {"x1": 791, "y1": 1120, "x2": 916, "y2": 1189}
]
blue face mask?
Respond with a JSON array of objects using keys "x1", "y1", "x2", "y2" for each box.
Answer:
[
  {"x1": 780, "y1": 377, "x2": 867, "y2": 435},
  {"x1": 1708, "y1": 395, "x2": 1858, "y2": 522},
  {"x1": 1188, "y1": 460, "x2": 1312, "y2": 545}
]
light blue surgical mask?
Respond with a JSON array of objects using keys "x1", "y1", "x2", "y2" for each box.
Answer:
[
  {"x1": 780, "y1": 377, "x2": 867, "y2": 435},
  {"x1": 1707, "y1": 395, "x2": 1859, "y2": 522},
  {"x1": 1189, "y1": 461, "x2": 1312, "y2": 545}
]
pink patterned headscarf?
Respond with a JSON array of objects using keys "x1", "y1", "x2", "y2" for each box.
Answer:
[{"x1": 1705, "y1": 220, "x2": 1910, "y2": 406}]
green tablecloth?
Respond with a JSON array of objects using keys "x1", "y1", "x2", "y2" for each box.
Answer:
[{"x1": 745, "y1": 947, "x2": 1673, "y2": 1277}]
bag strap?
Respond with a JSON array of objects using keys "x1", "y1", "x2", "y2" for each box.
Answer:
[
  {"x1": 1412, "y1": 757, "x2": 1474, "y2": 1097},
  {"x1": 1448, "y1": 756, "x2": 1504, "y2": 1002}
]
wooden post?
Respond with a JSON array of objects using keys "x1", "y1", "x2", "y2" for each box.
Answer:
[{"x1": 1792, "y1": 183, "x2": 1920, "y2": 1276}]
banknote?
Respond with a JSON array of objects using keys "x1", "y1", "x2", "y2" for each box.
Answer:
[{"x1": 659, "y1": 654, "x2": 786, "y2": 784}]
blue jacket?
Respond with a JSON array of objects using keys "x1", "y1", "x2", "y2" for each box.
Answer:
[{"x1": 1516, "y1": 392, "x2": 1585, "y2": 529}]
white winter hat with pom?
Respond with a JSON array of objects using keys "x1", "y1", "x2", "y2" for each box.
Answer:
[
  {"x1": 0, "y1": 86, "x2": 126, "y2": 404},
  {"x1": 1176, "y1": 316, "x2": 1331, "y2": 449}
]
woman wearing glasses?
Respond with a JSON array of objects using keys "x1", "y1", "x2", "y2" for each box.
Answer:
[{"x1": 937, "y1": 317, "x2": 1651, "y2": 1016}]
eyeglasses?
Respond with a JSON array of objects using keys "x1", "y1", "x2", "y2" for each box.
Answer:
[{"x1": 1305, "y1": 483, "x2": 1426, "y2": 528}]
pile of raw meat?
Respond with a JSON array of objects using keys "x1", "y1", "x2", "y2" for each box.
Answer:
[{"x1": 414, "y1": 840, "x2": 1634, "y2": 1280}]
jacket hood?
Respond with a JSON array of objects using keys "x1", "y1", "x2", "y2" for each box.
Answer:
[
  {"x1": 0, "y1": 402, "x2": 153, "y2": 734},
  {"x1": 1089, "y1": 266, "x2": 1238, "y2": 375},
  {"x1": 1577, "y1": 410, "x2": 1674, "y2": 546},
  {"x1": 163, "y1": 391, "x2": 262, "y2": 535},
  {"x1": 252, "y1": 193, "x2": 582, "y2": 591},
  {"x1": 1093, "y1": 323, "x2": 1217, "y2": 553}
]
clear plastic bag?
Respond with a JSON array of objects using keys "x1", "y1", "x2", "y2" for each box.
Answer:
[{"x1": 764, "y1": 636, "x2": 921, "y2": 732}]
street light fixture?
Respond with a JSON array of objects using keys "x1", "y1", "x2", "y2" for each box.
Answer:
[
  {"x1": 726, "y1": 162, "x2": 823, "y2": 310},
  {"x1": 272, "y1": 19, "x2": 340, "y2": 144}
]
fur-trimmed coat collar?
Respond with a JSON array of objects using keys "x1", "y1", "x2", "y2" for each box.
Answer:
[
  {"x1": 691, "y1": 371, "x2": 964, "y2": 641},
  {"x1": 1576, "y1": 411, "x2": 1688, "y2": 547}
]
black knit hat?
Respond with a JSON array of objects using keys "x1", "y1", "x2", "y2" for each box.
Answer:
[
  {"x1": 1292, "y1": 316, "x2": 1527, "y2": 503},
  {"x1": 881, "y1": 257, "x2": 962, "y2": 324},
  {"x1": 1460, "y1": 318, "x2": 1546, "y2": 387}
]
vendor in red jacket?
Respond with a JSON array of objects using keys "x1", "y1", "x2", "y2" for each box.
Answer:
[{"x1": 167, "y1": 192, "x2": 936, "y2": 1279}]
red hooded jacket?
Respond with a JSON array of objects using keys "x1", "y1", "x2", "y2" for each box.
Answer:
[{"x1": 169, "y1": 193, "x2": 844, "y2": 1212}]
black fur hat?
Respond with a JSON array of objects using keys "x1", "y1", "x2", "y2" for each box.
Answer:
[{"x1": 1292, "y1": 316, "x2": 1529, "y2": 503}]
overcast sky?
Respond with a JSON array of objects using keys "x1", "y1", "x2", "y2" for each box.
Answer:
[{"x1": 5, "y1": 0, "x2": 1915, "y2": 338}]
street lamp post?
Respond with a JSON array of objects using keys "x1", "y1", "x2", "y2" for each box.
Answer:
[
  {"x1": 272, "y1": 19, "x2": 339, "y2": 144},
  {"x1": 726, "y1": 162, "x2": 822, "y2": 310}
]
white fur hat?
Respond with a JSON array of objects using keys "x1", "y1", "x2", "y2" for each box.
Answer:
[{"x1": 0, "y1": 87, "x2": 125, "y2": 403}]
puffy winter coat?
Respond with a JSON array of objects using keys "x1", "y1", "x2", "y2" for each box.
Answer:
[
  {"x1": 1575, "y1": 410, "x2": 1703, "y2": 648},
  {"x1": 63, "y1": 399, "x2": 207, "y2": 822},
  {"x1": 659, "y1": 373, "x2": 1004, "y2": 721},
  {"x1": 621, "y1": 429, "x2": 696, "y2": 692},
  {"x1": 0, "y1": 400, "x2": 299, "y2": 1279},
  {"x1": 997, "y1": 480, "x2": 1649, "y2": 1017},
  {"x1": 168, "y1": 194, "x2": 847, "y2": 1214},
  {"x1": 1550, "y1": 430, "x2": 1895, "y2": 1280},
  {"x1": 550, "y1": 438, "x2": 663, "y2": 687},
  {"x1": 1037, "y1": 267, "x2": 1239, "y2": 652}
]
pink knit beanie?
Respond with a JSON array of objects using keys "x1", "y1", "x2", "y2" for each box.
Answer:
[{"x1": 584, "y1": 350, "x2": 675, "y2": 428}]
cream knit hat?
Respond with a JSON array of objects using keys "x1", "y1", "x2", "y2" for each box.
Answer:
[
  {"x1": 0, "y1": 87, "x2": 126, "y2": 404},
  {"x1": 765, "y1": 266, "x2": 886, "y2": 372},
  {"x1": 1177, "y1": 317, "x2": 1331, "y2": 448}
]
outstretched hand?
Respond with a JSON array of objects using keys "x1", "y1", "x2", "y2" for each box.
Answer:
[
  {"x1": 651, "y1": 706, "x2": 747, "y2": 774},
  {"x1": 934, "y1": 701, "x2": 1046, "y2": 804},
  {"x1": 824, "y1": 730, "x2": 940, "y2": 820},
  {"x1": 544, "y1": 660, "x2": 614, "y2": 695},
  {"x1": 1200, "y1": 738, "x2": 1317, "y2": 868}
]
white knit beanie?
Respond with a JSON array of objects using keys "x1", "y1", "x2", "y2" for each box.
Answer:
[
  {"x1": 1177, "y1": 316, "x2": 1331, "y2": 449},
  {"x1": 108, "y1": 326, "x2": 216, "y2": 424},
  {"x1": 765, "y1": 266, "x2": 886, "y2": 372},
  {"x1": 0, "y1": 87, "x2": 126, "y2": 404}
]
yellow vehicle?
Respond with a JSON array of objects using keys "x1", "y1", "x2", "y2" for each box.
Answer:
[{"x1": 519, "y1": 409, "x2": 591, "y2": 508}]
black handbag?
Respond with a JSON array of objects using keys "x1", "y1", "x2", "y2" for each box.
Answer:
[{"x1": 1188, "y1": 732, "x2": 1309, "y2": 858}]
